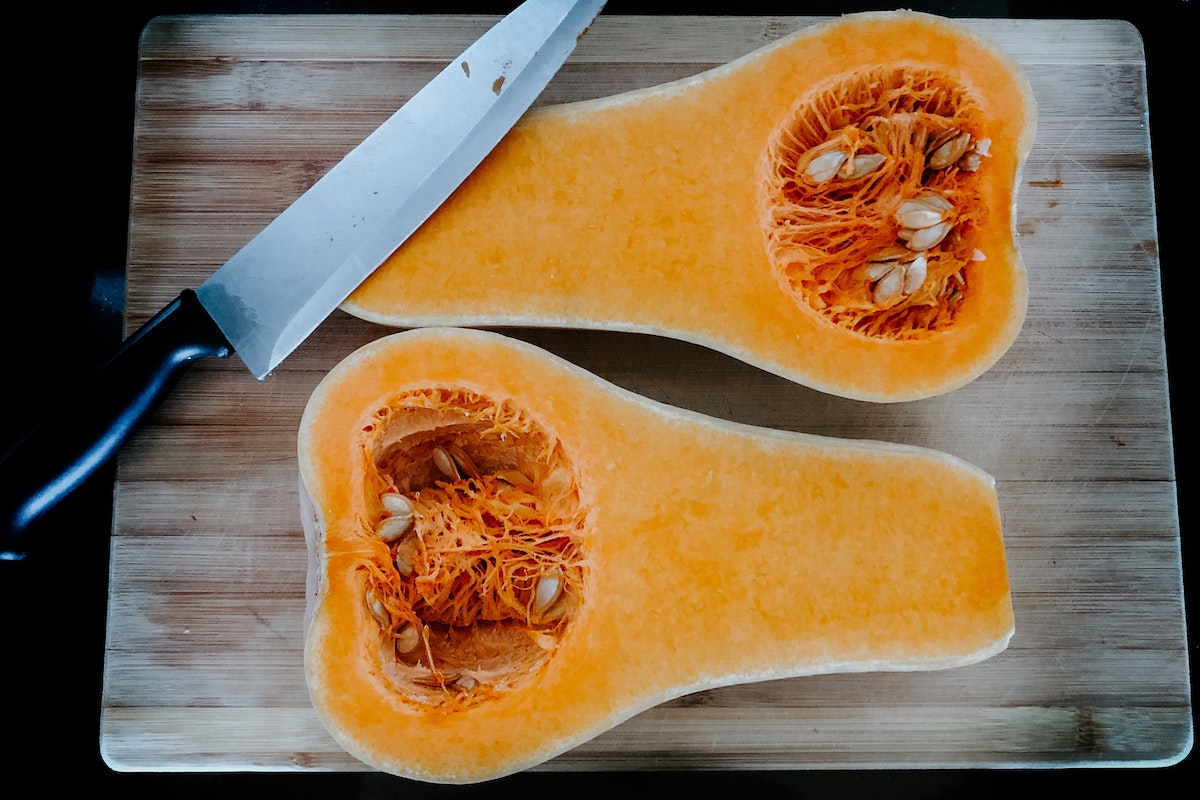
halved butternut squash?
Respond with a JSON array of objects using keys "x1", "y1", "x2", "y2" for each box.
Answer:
[
  {"x1": 300, "y1": 327, "x2": 1013, "y2": 783},
  {"x1": 344, "y1": 11, "x2": 1036, "y2": 402}
]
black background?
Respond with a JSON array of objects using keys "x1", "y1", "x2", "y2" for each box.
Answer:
[{"x1": 2, "y1": 1, "x2": 1193, "y2": 796}]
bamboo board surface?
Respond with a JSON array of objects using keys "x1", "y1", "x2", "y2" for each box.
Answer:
[{"x1": 102, "y1": 14, "x2": 1191, "y2": 772}]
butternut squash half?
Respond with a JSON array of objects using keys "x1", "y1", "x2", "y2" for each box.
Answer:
[
  {"x1": 344, "y1": 11, "x2": 1036, "y2": 402},
  {"x1": 300, "y1": 327, "x2": 1013, "y2": 783}
]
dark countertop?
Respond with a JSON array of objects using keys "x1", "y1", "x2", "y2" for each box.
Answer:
[{"x1": 2, "y1": 1, "x2": 1192, "y2": 795}]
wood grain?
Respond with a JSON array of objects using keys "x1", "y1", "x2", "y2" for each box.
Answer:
[{"x1": 101, "y1": 14, "x2": 1191, "y2": 773}]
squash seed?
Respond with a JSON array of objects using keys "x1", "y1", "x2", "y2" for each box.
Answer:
[
  {"x1": 533, "y1": 567, "x2": 564, "y2": 613},
  {"x1": 495, "y1": 469, "x2": 533, "y2": 487},
  {"x1": 382, "y1": 492, "x2": 413, "y2": 516},
  {"x1": 394, "y1": 537, "x2": 419, "y2": 577},
  {"x1": 867, "y1": 253, "x2": 927, "y2": 305},
  {"x1": 364, "y1": 587, "x2": 390, "y2": 627},
  {"x1": 928, "y1": 130, "x2": 972, "y2": 169},
  {"x1": 432, "y1": 447, "x2": 460, "y2": 479},
  {"x1": 803, "y1": 147, "x2": 849, "y2": 183},
  {"x1": 443, "y1": 443, "x2": 481, "y2": 479},
  {"x1": 865, "y1": 247, "x2": 911, "y2": 269},
  {"x1": 375, "y1": 513, "x2": 413, "y2": 543},
  {"x1": 894, "y1": 193, "x2": 953, "y2": 229},
  {"x1": 902, "y1": 255, "x2": 928, "y2": 294},
  {"x1": 413, "y1": 671, "x2": 462, "y2": 688},
  {"x1": 865, "y1": 261, "x2": 896, "y2": 281},
  {"x1": 872, "y1": 267, "x2": 904, "y2": 305},
  {"x1": 838, "y1": 152, "x2": 886, "y2": 180},
  {"x1": 899, "y1": 219, "x2": 953, "y2": 251},
  {"x1": 394, "y1": 623, "x2": 421, "y2": 654}
]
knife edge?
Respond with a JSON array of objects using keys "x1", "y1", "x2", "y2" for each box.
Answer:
[{"x1": 197, "y1": 0, "x2": 607, "y2": 379}]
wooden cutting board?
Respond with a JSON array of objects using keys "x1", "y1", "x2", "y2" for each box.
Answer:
[{"x1": 101, "y1": 14, "x2": 1191, "y2": 772}]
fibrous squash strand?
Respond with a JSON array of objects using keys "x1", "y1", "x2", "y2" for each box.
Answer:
[
  {"x1": 762, "y1": 66, "x2": 992, "y2": 339},
  {"x1": 356, "y1": 388, "x2": 588, "y2": 707}
]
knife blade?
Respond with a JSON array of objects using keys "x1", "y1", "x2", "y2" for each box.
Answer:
[{"x1": 0, "y1": 0, "x2": 606, "y2": 559}]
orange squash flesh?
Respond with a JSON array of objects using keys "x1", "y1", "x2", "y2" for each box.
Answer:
[
  {"x1": 344, "y1": 11, "x2": 1036, "y2": 402},
  {"x1": 300, "y1": 328, "x2": 1013, "y2": 783}
]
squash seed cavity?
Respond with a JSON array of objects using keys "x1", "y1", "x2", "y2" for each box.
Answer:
[
  {"x1": 762, "y1": 66, "x2": 991, "y2": 339},
  {"x1": 358, "y1": 387, "x2": 588, "y2": 708}
]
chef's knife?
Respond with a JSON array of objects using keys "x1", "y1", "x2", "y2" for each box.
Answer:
[{"x1": 0, "y1": 0, "x2": 606, "y2": 559}]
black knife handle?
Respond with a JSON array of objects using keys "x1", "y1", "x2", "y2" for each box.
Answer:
[{"x1": 0, "y1": 290, "x2": 232, "y2": 560}]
